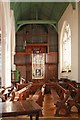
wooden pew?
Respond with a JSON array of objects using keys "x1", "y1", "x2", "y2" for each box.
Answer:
[
  {"x1": 0, "y1": 88, "x2": 5, "y2": 102},
  {"x1": 58, "y1": 81, "x2": 80, "y2": 113},
  {"x1": 10, "y1": 83, "x2": 32, "y2": 101},
  {"x1": 67, "y1": 83, "x2": 80, "y2": 113},
  {"x1": 29, "y1": 84, "x2": 45, "y2": 107},
  {"x1": 54, "y1": 83, "x2": 70, "y2": 116},
  {"x1": 56, "y1": 83, "x2": 70, "y2": 100},
  {"x1": 29, "y1": 82, "x2": 44, "y2": 94},
  {"x1": 57, "y1": 81, "x2": 80, "y2": 114},
  {"x1": 16, "y1": 82, "x2": 43, "y2": 93},
  {"x1": 14, "y1": 82, "x2": 44, "y2": 103},
  {"x1": 16, "y1": 83, "x2": 28, "y2": 90},
  {"x1": 45, "y1": 82, "x2": 57, "y2": 94},
  {"x1": 1, "y1": 86, "x2": 14, "y2": 102},
  {"x1": 30, "y1": 89, "x2": 43, "y2": 107},
  {"x1": 48, "y1": 82, "x2": 70, "y2": 116}
]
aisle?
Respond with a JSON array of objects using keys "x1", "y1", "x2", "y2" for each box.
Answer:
[{"x1": 42, "y1": 94, "x2": 56, "y2": 117}]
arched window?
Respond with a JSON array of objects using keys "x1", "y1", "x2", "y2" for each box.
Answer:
[{"x1": 62, "y1": 23, "x2": 71, "y2": 72}]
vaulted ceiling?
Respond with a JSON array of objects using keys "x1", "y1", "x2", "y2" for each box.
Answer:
[{"x1": 10, "y1": 2, "x2": 75, "y2": 32}]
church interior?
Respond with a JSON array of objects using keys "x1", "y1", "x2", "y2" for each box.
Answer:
[{"x1": 0, "y1": 1, "x2": 80, "y2": 120}]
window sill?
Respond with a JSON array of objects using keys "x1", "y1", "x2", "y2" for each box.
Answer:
[{"x1": 61, "y1": 70, "x2": 71, "y2": 73}]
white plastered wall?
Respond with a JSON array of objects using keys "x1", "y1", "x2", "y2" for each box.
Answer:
[
  {"x1": 78, "y1": 2, "x2": 80, "y2": 83},
  {"x1": 58, "y1": 3, "x2": 78, "y2": 82},
  {"x1": 0, "y1": 3, "x2": 1, "y2": 29},
  {"x1": 0, "y1": 2, "x2": 1, "y2": 78}
]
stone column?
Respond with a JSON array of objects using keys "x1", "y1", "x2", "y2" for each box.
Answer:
[{"x1": 1, "y1": 1, "x2": 11, "y2": 87}]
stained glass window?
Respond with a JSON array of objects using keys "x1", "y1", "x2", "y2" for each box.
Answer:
[{"x1": 62, "y1": 24, "x2": 71, "y2": 72}]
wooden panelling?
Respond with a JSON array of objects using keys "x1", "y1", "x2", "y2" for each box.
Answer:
[
  {"x1": 14, "y1": 54, "x2": 32, "y2": 64},
  {"x1": 17, "y1": 66, "x2": 26, "y2": 80},
  {"x1": 15, "y1": 25, "x2": 58, "y2": 83},
  {"x1": 49, "y1": 30, "x2": 58, "y2": 52},
  {"x1": 16, "y1": 25, "x2": 58, "y2": 53},
  {"x1": 26, "y1": 54, "x2": 32, "y2": 63},
  {"x1": 15, "y1": 52, "x2": 58, "y2": 82},
  {"x1": 26, "y1": 65, "x2": 32, "y2": 82},
  {"x1": 26, "y1": 44, "x2": 48, "y2": 54},
  {"x1": 46, "y1": 52, "x2": 57, "y2": 63},
  {"x1": 45, "y1": 64, "x2": 58, "y2": 81},
  {"x1": 14, "y1": 54, "x2": 26, "y2": 65}
]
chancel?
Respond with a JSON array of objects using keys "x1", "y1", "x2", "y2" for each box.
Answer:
[{"x1": 0, "y1": 1, "x2": 80, "y2": 120}]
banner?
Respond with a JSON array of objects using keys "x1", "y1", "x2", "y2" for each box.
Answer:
[{"x1": 32, "y1": 53, "x2": 45, "y2": 79}]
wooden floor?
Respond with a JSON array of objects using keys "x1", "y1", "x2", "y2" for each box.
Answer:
[
  {"x1": 2, "y1": 91, "x2": 80, "y2": 119},
  {"x1": 42, "y1": 93, "x2": 56, "y2": 116},
  {"x1": 42, "y1": 93, "x2": 79, "y2": 118}
]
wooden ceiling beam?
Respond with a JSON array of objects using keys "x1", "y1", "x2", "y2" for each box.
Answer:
[{"x1": 17, "y1": 20, "x2": 57, "y2": 32}]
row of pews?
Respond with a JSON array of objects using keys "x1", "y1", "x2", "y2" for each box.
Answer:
[
  {"x1": 0, "y1": 85, "x2": 14, "y2": 102},
  {"x1": 46, "y1": 79, "x2": 80, "y2": 116},
  {"x1": 0, "y1": 82, "x2": 45, "y2": 108},
  {"x1": 0, "y1": 79, "x2": 80, "y2": 117}
]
